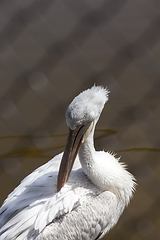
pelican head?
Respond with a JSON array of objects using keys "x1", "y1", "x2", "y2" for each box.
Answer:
[
  {"x1": 66, "y1": 86, "x2": 109, "y2": 130},
  {"x1": 57, "y1": 86, "x2": 109, "y2": 191}
]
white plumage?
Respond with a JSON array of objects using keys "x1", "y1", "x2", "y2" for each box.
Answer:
[{"x1": 0, "y1": 86, "x2": 135, "y2": 240}]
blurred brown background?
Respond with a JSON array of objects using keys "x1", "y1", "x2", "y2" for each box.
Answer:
[{"x1": 0, "y1": 0, "x2": 160, "y2": 239}]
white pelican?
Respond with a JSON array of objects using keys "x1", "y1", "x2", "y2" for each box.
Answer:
[{"x1": 0, "y1": 86, "x2": 135, "y2": 240}]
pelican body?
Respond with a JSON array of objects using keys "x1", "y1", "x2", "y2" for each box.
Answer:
[{"x1": 0, "y1": 86, "x2": 135, "y2": 240}]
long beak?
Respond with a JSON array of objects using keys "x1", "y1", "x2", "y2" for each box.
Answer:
[{"x1": 57, "y1": 122, "x2": 93, "y2": 192}]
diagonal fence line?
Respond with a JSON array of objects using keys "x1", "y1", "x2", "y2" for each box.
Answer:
[
  {"x1": 0, "y1": 1, "x2": 160, "y2": 166},
  {"x1": 0, "y1": 0, "x2": 55, "y2": 47},
  {"x1": 0, "y1": 0, "x2": 127, "y2": 104},
  {"x1": 0, "y1": 2, "x2": 160, "y2": 239}
]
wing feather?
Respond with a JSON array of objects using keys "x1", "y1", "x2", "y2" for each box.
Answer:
[
  {"x1": 36, "y1": 191, "x2": 118, "y2": 240},
  {"x1": 0, "y1": 154, "x2": 103, "y2": 240}
]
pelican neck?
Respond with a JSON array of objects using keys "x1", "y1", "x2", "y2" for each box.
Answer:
[{"x1": 78, "y1": 127, "x2": 96, "y2": 175}]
